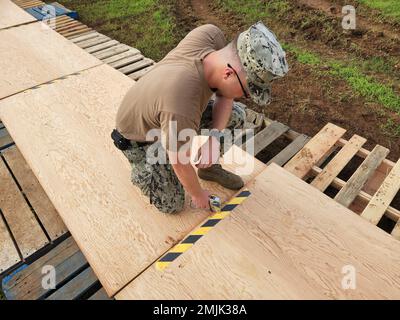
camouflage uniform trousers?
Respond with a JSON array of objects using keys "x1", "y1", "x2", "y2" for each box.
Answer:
[{"x1": 121, "y1": 100, "x2": 246, "y2": 214}]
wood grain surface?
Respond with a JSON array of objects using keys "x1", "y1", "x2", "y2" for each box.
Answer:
[
  {"x1": 0, "y1": 64, "x2": 265, "y2": 296},
  {"x1": 0, "y1": 0, "x2": 35, "y2": 30},
  {"x1": 0, "y1": 21, "x2": 101, "y2": 99},
  {"x1": 116, "y1": 164, "x2": 400, "y2": 300}
]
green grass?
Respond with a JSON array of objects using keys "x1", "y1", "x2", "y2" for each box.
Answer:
[
  {"x1": 280, "y1": 44, "x2": 400, "y2": 114},
  {"x1": 358, "y1": 0, "x2": 400, "y2": 23},
  {"x1": 58, "y1": 0, "x2": 178, "y2": 61},
  {"x1": 328, "y1": 62, "x2": 400, "y2": 113}
]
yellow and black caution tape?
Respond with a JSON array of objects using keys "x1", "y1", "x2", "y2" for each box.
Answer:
[{"x1": 156, "y1": 189, "x2": 251, "y2": 271}]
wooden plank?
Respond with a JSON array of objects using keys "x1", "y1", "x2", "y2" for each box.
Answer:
[
  {"x1": 0, "y1": 64, "x2": 266, "y2": 296},
  {"x1": 46, "y1": 267, "x2": 98, "y2": 300},
  {"x1": 85, "y1": 40, "x2": 119, "y2": 54},
  {"x1": 54, "y1": 21, "x2": 82, "y2": 32},
  {"x1": 334, "y1": 145, "x2": 389, "y2": 208},
  {"x1": 2, "y1": 237, "x2": 86, "y2": 300},
  {"x1": 310, "y1": 165, "x2": 400, "y2": 222},
  {"x1": 2, "y1": 146, "x2": 67, "y2": 240},
  {"x1": 70, "y1": 31, "x2": 100, "y2": 43},
  {"x1": 0, "y1": 157, "x2": 48, "y2": 258},
  {"x1": 0, "y1": 214, "x2": 21, "y2": 273},
  {"x1": 109, "y1": 54, "x2": 144, "y2": 69},
  {"x1": 76, "y1": 35, "x2": 111, "y2": 49},
  {"x1": 118, "y1": 58, "x2": 154, "y2": 75},
  {"x1": 53, "y1": 19, "x2": 80, "y2": 28},
  {"x1": 128, "y1": 65, "x2": 154, "y2": 81},
  {"x1": 392, "y1": 222, "x2": 400, "y2": 240},
  {"x1": 0, "y1": 126, "x2": 13, "y2": 149},
  {"x1": 117, "y1": 164, "x2": 400, "y2": 300},
  {"x1": 93, "y1": 44, "x2": 131, "y2": 60},
  {"x1": 59, "y1": 25, "x2": 91, "y2": 36},
  {"x1": 267, "y1": 134, "x2": 310, "y2": 166},
  {"x1": 66, "y1": 30, "x2": 97, "y2": 40},
  {"x1": 102, "y1": 49, "x2": 141, "y2": 64},
  {"x1": 284, "y1": 123, "x2": 346, "y2": 179},
  {"x1": 0, "y1": 0, "x2": 36, "y2": 30},
  {"x1": 244, "y1": 121, "x2": 288, "y2": 155},
  {"x1": 0, "y1": 22, "x2": 101, "y2": 99},
  {"x1": 311, "y1": 134, "x2": 367, "y2": 192},
  {"x1": 361, "y1": 159, "x2": 400, "y2": 225},
  {"x1": 88, "y1": 287, "x2": 111, "y2": 300}
]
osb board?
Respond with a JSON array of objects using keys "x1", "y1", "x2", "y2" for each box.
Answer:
[
  {"x1": 116, "y1": 164, "x2": 400, "y2": 300},
  {"x1": 0, "y1": 0, "x2": 36, "y2": 30},
  {"x1": 0, "y1": 21, "x2": 101, "y2": 99},
  {"x1": 0, "y1": 64, "x2": 266, "y2": 297}
]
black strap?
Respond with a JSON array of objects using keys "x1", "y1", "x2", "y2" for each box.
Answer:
[{"x1": 111, "y1": 129, "x2": 132, "y2": 151}]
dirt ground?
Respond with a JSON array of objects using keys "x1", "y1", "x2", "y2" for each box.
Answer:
[{"x1": 172, "y1": 0, "x2": 400, "y2": 161}]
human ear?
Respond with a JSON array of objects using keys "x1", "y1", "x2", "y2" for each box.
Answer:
[{"x1": 222, "y1": 67, "x2": 233, "y2": 80}]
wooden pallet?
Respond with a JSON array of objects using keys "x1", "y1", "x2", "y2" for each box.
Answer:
[
  {"x1": 2, "y1": 236, "x2": 110, "y2": 300},
  {"x1": 0, "y1": 132, "x2": 68, "y2": 274},
  {"x1": 260, "y1": 119, "x2": 400, "y2": 239},
  {"x1": 50, "y1": 15, "x2": 155, "y2": 80},
  {"x1": 12, "y1": 0, "x2": 45, "y2": 9}
]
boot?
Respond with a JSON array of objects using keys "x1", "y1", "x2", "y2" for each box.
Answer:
[{"x1": 198, "y1": 164, "x2": 244, "y2": 190}]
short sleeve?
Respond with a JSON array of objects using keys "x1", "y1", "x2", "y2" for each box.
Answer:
[{"x1": 159, "y1": 111, "x2": 198, "y2": 153}]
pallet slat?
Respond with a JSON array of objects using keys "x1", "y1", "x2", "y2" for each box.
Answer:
[
  {"x1": 267, "y1": 134, "x2": 310, "y2": 166},
  {"x1": 102, "y1": 49, "x2": 141, "y2": 64},
  {"x1": 118, "y1": 58, "x2": 154, "y2": 75},
  {"x1": 92, "y1": 44, "x2": 130, "y2": 60},
  {"x1": 284, "y1": 123, "x2": 346, "y2": 179},
  {"x1": 109, "y1": 54, "x2": 144, "y2": 69},
  {"x1": 334, "y1": 145, "x2": 389, "y2": 208},
  {"x1": 76, "y1": 35, "x2": 111, "y2": 49},
  {"x1": 88, "y1": 287, "x2": 111, "y2": 300},
  {"x1": 70, "y1": 32, "x2": 100, "y2": 43},
  {"x1": 85, "y1": 40, "x2": 119, "y2": 54},
  {"x1": 2, "y1": 147, "x2": 67, "y2": 240},
  {"x1": 0, "y1": 215, "x2": 21, "y2": 273},
  {"x1": 392, "y1": 222, "x2": 400, "y2": 240},
  {"x1": 0, "y1": 157, "x2": 48, "y2": 258},
  {"x1": 244, "y1": 121, "x2": 288, "y2": 155},
  {"x1": 46, "y1": 267, "x2": 98, "y2": 300},
  {"x1": 0, "y1": 126, "x2": 14, "y2": 149},
  {"x1": 127, "y1": 65, "x2": 154, "y2": 80},
  {"x1": 311, "y1": 134, "x2": 367, "y2": 192},
  {"x1": 2, "y1": 237, "x2": 86, "y2": 300},
  {"x1": 66, "y1": 30, "x2": 96, "y2": 40},
  {"x1": 61, "y1": 27, "x2": 92, "y2": 38},
  {"x1": 361, "y1": 159, "x2": 400, "y2": 225}
]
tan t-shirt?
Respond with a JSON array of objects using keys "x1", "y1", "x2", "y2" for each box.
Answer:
[{"x1": 115, "y1": 24, "x2": 226, "y2": 151}]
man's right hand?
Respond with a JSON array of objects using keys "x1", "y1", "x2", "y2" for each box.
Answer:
[{"x1": 191, "y1": 189, "x2": 211, "y2": 209}]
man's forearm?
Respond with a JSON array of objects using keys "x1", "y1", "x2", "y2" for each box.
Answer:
[
  {"x1": 212, "y1": 95, "x2": 234, "y2": 130},
  {"x1": 171, "y1": 162, "x2": 203, "y2": 197}
]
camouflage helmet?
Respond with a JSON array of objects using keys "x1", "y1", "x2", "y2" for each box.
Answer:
[{"x1": 237, "y1": 21, "x2": 289, "y2": 105}]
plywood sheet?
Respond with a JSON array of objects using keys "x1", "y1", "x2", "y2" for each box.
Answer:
[
  {"x1": 0, "y1": 0, "x2": 36, "y2": 30},
  {"x1": 116, "y1": 164, "x2": 400, "y2": 300},
  {"x1": 0, "y1": 21, "x2": 101, "y2": 99},
  {"x1": 0, "y1": 64, "x2": 266, "y2": 296}
]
